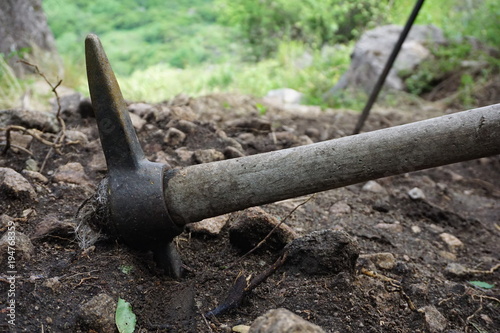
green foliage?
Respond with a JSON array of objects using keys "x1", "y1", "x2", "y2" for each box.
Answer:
[
  {"x1": 469, "y1": 281, "x2": 495, "y2": 289},
  {"x1": 115, "y1": 298, "x2": 136, "y2": 333},
  {"x1": 255, "y1": 103, "x2": 267, "y2": 115},
  {"x1": 402, "y1": 39, "x2": 499, "y2": 107},
  {"x1": 39, "y1": 0, "x2": 500, "y2": 110},
  {"x1": 216, "y1": 0, "x2": 384, "y2": 59},
  {"x1": 42, "y1": 0, "x2": 238, "y2": 75},
  {"x1": 116, "y1": 41, "x2": 352, "y2": 106},
  {"x1": 0, "y1": 55, "x2": 24, "y2": 109}
]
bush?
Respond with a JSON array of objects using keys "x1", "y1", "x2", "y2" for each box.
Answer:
[{"x1": 216, "y1": 0, "x2": 384, "y2": 59}]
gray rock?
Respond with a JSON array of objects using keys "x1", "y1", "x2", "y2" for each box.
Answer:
[
  {"x1": 25, "y1": 158, "x2": 39, "y2": 172},
  {"x1": 52, "y1": 162, "x2": 90, "y2": 185},
  {"x1": 236, "y1": 133, "x2": 257, "y2": 147},
  {"x1": 78, "y1": 293, "x2": 117, "y2": 333},
  {"x1": 372, "y1": 199, "x2": 390, "y2": 213},
  {"x1": 8, "y1": 131, "x2": 32, "y2": 152},
  {"x1": 0, "y1": 167, "x2": 36, "y2": 201},
  {"x1": 175, "y1": 148, "x2": 195, "y2": 163},
  {"x1": 329, "y1": 201, "x2": 351, "y2": 215},
  {"x1": 55, "y1": 92, "x2": 83, "y2": 114},
  {"x1": 194, "y1": 149, "x2": 225, "y2": 164},
  {"x1": 64, "y1": 130, "x2": 89, "y2": 145},
  {"x1": 32, "y1": 214, "x2": 75, "y2": 240},
  {"x1": 164, "y1": 128, "x2": 187, "y2": 146},
  {"x1": 362, "y1": 180, "x2": 387, "y2": 194},
  {"x1": 326, "y1": 25, "x2": 445, "y2": 96},
  {"x1": 88, "y1": 151, "x2": 107, "y2": 172},
  {"x1": 229, "y1": 207, "x2": 297, "y2": 252},
  {"x1": 129, "y1": 112, "x2": 146, "y2": 130},
  {"x1": 264, "y1": 88, "x2": 304, "y2": 105},
  {"x1": 186, "y1": 214, "x2": 229, "y2": 236},
  {"x1": 408, "y1": 187, "x2": 426, "y2": 200},
  {"x1": 0, "y1": 109, "x2": 59, "y2": 132},
  {"x1": 128, "y1": 102, "x2": 153, "y2": 117},
  {"x1": 439, "y1": 233, "x2": 464, "y2": 253},
  {"x1": 444, "y1": 263, "x2": 468, "y2": 277},
  {"x1": 359, "y1": 252, "x2": 397, "y2": 270},
  {"x1": 0, "y1": 231, "x2": 35, "y2": 261},
  {"x1": 419, "y1": 305, "x2": 448, "y2": 333},
  {"x1": 0, "y1": 214, "x2": 13, "y2": 232},
  {"x1": 173, "y1": 119, "x2": 198, "y2": 133},
  {"x1": 374, "y1": 222, "x2": 403, "y2": 233},
  {"x1": 249, "y1": 308, "x2": 325, "y2": 333},
  {"x1": 285, "y1": 229, "x2": 359, "y2": 275}
]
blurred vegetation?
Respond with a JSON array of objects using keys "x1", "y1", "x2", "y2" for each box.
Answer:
[{"x1": 1, "y1": 0, "x2": 499, "y2": 110}]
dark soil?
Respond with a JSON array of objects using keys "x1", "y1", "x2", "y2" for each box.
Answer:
[{"x1": 0, "y1": 93, "x2": 499, "y2": 333}]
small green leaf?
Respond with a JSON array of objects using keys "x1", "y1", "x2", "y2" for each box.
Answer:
[
  {"x1": 255, "y1": 103, "x2": 267, "y2": 115},
  {"x1": 119, "y1": 265, "x2": 134, "y2": 274},
  {"x1": 469, "y1": 281, "x2": 495, "y2": 289},
  {"x1": 116, "y1": 298, "x2": 136, "y2": 333}
]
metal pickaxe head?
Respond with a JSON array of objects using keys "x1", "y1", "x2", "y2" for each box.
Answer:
[{"x1": 85, "y1": 34, "x2": 184, "y2": 277}]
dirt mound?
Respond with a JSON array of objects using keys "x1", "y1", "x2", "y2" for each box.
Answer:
[{"x1": 1, "y1": 93, "x2": 498, "y2": 332}]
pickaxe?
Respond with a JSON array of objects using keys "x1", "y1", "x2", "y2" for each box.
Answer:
[{"x1": 85, "y1": 34, "x2": 500, "y2": 278}]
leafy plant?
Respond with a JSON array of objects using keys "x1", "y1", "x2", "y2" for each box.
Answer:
[
  {"x1": 115, "y1": 298, "x2": 136, "y2": 333},
  {"x1": 469, "y1": 281, "x2": 495, "y2": 289},
  {"x1": 216, "y1": 0, "x2": 384, "y2": 59}
]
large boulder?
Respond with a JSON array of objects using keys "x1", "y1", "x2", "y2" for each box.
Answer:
[
  {"x1": 0, "y1": 0, "x2": 62, "y2": 76},
  {"x1": 325, "y1": 25, "x2": 446, "y2": 97}
]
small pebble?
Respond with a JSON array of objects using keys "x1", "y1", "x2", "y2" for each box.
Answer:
[{"x1": 408, "y1": 187, "x2": 426, "y2": 200}]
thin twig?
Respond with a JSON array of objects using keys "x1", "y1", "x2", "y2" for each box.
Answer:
[
  {"x1": 227, "y1": 195, "x2": 315, "y2": 269},
  {"x1": 0, "y1": 142, "x2": 33, "y2": 156},
  {"x1": 360, "y1": 267, "x2": 416, "y2": 311},
  {"x1": 206, "y1": 251, "x2": 289, "y2": 318},
  {"x1": 17, "y1": 60, "x2": 67, "y2": 172}
]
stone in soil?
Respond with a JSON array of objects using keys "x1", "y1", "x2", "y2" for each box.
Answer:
[
  {"x1": 419, "y1": 305, "x2": 448, "y2": 333},
  {"x1": 359, "y1": 252, "x2": 397, "y2": 270},
  {"x1": 0, "y1": 167, "x2": 37, "y2": 201},
  {"x1": 186, "y1": 214, "x2": 229, "y2": 236},
  {"x1": 52, "y1": 162, "x2": 90, "y2": 185},
  {"x1": 362, "y1": 180, "x2": 387, "y2": 194},
  {"x1": 284, "y1": 229, "x2": 359, "y2": 275},
  {"x1": 164, "y1": 127, "x2": 187, "y2": 146},
  {"x1": 408, "y1": 187, "x2": 426, "y2": 200},
  {"x1": 78, "y1": 293, "x2": 117, "y2": 333},
  {"x1": 0, "y1": 231, "x2": 34, "y2": 261},
  {"x1": 249, "y1": 308, "x2": 325, "y2": 333},
  {"x1": 194, "y1": 148, "x2": 225, "y2": 164},
  {"x1": 439, "y1": 232, "x2": 464, "y2": 253},
  {"x1": 31, "y1": 214, "x2": 75, "y2": 239},
  {"x1": 229, "y1": 207, "x2": 297, "y2": 252},
  {"x1": 0, "y1": 109, "x2": 60, "y2": 132}
]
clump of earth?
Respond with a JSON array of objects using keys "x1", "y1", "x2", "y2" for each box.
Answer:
[{"x1": 0, "y1": 91, "x2": 498, "y2": 332}]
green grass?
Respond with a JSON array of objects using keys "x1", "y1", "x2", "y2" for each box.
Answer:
[
  {"x1": 111, "y1": 41, "x2": 352, "y2": 106},
  {"x1": 1, "y1": 0, "x2": 494, "y2": 112}
]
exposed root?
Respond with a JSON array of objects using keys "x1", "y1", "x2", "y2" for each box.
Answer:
[{"x1": 74, "y1": 178, "x2": 110, "y2": 249}]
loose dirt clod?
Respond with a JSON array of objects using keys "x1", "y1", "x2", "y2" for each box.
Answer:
[{"x1": 284, "y1": 229, "x2": 359, "y2": 275}]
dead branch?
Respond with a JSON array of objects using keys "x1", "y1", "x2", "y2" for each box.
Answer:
[
  {"x1": 1, "y1": 60, "x2": 68, "y2": 173},
  {"x1": 205, "y1": 251, "x2": 288, "y2": 318}
]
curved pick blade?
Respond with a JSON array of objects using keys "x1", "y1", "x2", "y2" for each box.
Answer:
[{"x1": 85, "y1": 33, "x2": 145, "y2": 170}]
